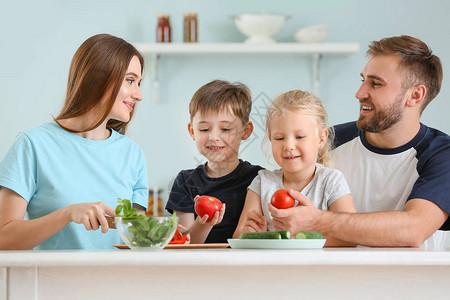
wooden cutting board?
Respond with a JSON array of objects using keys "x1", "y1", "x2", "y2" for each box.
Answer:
[{"x1": 112, "y1": 243, "x2": 229, "y2": 249}]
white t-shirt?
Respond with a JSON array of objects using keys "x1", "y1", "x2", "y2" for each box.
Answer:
[
  {"x1": 330, "y1": 122, "x2": 450, "y2": 249},
  {"x1": 248, "y1": 163, "x2": 351, "y2": 231}
]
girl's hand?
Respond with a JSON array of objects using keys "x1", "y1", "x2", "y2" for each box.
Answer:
[
  {"x1": 65, "y1": 202, "x2": 116, "y2": 233},
  {"x1": 242, "y1": 209, "x2": 267, "y2": 233}
]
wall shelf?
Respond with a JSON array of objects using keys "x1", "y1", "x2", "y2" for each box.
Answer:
[{"x1": 133, "y1": 43, "x2": 360, "y2": 102}]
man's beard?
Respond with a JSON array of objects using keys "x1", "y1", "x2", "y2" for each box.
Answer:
[{"x1": 356, "y1": 92, "x2": 405, "y2": 133}]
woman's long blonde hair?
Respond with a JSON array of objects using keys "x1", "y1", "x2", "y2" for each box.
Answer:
[{"x1": 265, "y1": 90, "x2": 333, "y2": 167}]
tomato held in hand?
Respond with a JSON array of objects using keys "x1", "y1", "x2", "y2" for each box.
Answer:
[
  {"x1": 195, "y1": 195, "x2": 223, "y2": 221},
  {"x1": 271, "y1": 189, "x2": 295, "y2": 209}
]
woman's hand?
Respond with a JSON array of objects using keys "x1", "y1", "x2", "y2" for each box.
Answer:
[
  {"x1": 65, "y1": 202, "x2": 116, "y2": 233},
  {"x1": 242, "y1": 209, "x2": 267, "y2": 233}
]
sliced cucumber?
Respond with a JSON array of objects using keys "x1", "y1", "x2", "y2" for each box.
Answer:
[
  {"x1": 276, "y1": 230, "x2": 291, "y2": 239},
  {"x1": 239, "y1": 232, "x2": 282, "y2": 239},
  {"x1": 295, "y1": 231, "x2": 324, "y2": 239}
]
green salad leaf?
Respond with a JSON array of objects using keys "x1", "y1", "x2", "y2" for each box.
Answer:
[{"x1": 115, "y1": 198, "x2": 177, "y2": 247}]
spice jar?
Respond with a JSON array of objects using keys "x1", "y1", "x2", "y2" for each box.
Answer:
[
  {"x1": 183, "y1": 12, "x2": 198, "y2": 43},
  {"x1": 156, "y1": 14, "x2": 171, "y2": 43},
  {"x1": 147, "y1": 188, "x2": 164, "y2": 216}
]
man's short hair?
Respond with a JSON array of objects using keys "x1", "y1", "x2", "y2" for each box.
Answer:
[{"x1": 367, "y1": 35, "x2": 443, "y2": 112}]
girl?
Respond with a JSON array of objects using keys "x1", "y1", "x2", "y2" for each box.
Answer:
[
  {"x1": 0, "y1": 34, "x2": 148, "y2": 250},
  {"x1": 233, "y1": 90, "x2": 356, "y2": 246}
]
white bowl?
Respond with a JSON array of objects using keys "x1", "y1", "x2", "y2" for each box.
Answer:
[
  {"x1": 233, "y1": 14, "x2": 289, "y2": 44},
  {"x1": 294, "y1": 24, "x2": 329, "y2": 43}
]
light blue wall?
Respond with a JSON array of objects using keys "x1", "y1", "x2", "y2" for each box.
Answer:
[{"x1": 1, "y1": 1, "x2": 449, "y2": 211}]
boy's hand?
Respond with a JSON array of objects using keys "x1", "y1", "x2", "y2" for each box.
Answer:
[
  {"x1": 196, "y1": 202, "x2": 226, "y2": 226},
  {"x1": 242, "y1": 210, "x2": 267, "y2": 233},
  {"x1": 177, "y1": 224, "x2": 191, "y2": 244}
]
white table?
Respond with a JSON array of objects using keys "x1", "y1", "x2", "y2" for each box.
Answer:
[{"x1": 1, "y1": 247, "x2": 450, "y2": 300}]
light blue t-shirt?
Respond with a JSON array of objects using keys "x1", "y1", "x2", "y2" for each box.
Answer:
[{"x1": 0, "y1": 122, "x2": 148, "y2": 250}]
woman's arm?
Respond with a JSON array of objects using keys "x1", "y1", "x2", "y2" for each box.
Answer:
[
  {"x1": 233, "y1": 189, "x2": 266, "y2": 238},
  {"x1": 0, "y1": 187, "x2": 116, "y2": 250}
]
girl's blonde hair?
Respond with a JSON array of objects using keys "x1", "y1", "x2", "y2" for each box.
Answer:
[{"x1": 265, "y1": 90, "x2": 334, "y2": 167}]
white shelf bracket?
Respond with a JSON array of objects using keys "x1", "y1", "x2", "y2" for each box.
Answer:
[
  {"x1": 312, "y1": 53, "x2": 323, "y2": 96},
  {"x1": 150, "y1": 53, "x2": 160, "y2": 103}
]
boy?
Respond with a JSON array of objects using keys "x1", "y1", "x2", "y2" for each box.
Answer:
[{"x1": 165, "y1": 80, "x2": 263, "y2": 243}]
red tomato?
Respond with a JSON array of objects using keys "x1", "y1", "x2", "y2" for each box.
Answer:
[
  {"x1": 194, "y1": 195, "x2": 223, "y2": 221},
  {"x1": 169, "y1": 229, "x2": 188, "y2": 244},
  {"x1": 271, "y1": 189, "x2": 295, "y2": 209},
  {"x1": 170, "y1": 229, "x2": 182, "y2": 241}
]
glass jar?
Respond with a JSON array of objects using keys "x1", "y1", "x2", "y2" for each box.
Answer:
[
  {"x1": 156, "y1": 14, "x2": 171, "y2": 43},
  {"x1": 147, "y1": 188, "x2": 164, "y2": 216},
  {"x1": 183, "y1": 12, "x2": 198, "y2": 43}
]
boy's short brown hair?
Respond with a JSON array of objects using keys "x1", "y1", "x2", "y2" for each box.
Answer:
[{"x1": 189, "y1": 80, "x2": 252, "y2": 124}]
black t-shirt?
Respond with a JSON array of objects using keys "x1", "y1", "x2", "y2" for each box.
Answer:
[{"x1": 166, "y1": 160, "x2": 264, "y2": 243}]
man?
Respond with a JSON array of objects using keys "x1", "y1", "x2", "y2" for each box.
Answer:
[{"x1": 269, "y1": 35, "x2": 450, "y2": 248}]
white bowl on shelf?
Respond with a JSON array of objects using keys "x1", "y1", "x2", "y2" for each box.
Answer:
[
  {"x1": 233, "y1": 13, "x2": 289, "y2": 44},
  {"x1": 294, "y1": 24, "x2": 329, "y2": 43}
]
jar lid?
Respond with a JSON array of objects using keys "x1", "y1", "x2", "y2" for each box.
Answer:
[
  {"x1": 157, "y1": 14, "x2": 170, "y2": 18},
  {"x1": 183, "y1": 12, "x2": 197, "y2": 16}
]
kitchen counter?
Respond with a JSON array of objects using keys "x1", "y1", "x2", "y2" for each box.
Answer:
[{"x1": 2, "y1": 247, "x2": 450, "y2": 299}]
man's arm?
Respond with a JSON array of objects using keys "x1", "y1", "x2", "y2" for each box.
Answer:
[{"x1": 269, "y1": 190, "x2": 448, "y2": 247}]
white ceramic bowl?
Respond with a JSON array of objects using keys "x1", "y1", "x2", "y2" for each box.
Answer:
[
  {"x1": 294, "y1": 24, "x2": 329, "y2": 43},
  {"x1": 233, "y1": 14, "x2": 289, "y2": 44},
  {"x1": 115, "y1": 216, "x2": 178, "y2": 250}
]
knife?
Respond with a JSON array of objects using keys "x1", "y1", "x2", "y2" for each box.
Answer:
[{"x1": 106, "y1": 216, "x2": 116, "y2": 229}]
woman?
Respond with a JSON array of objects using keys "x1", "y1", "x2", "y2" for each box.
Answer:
[{"x1": 0, "y1": 34, "x2": 148, "y2": 250}]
